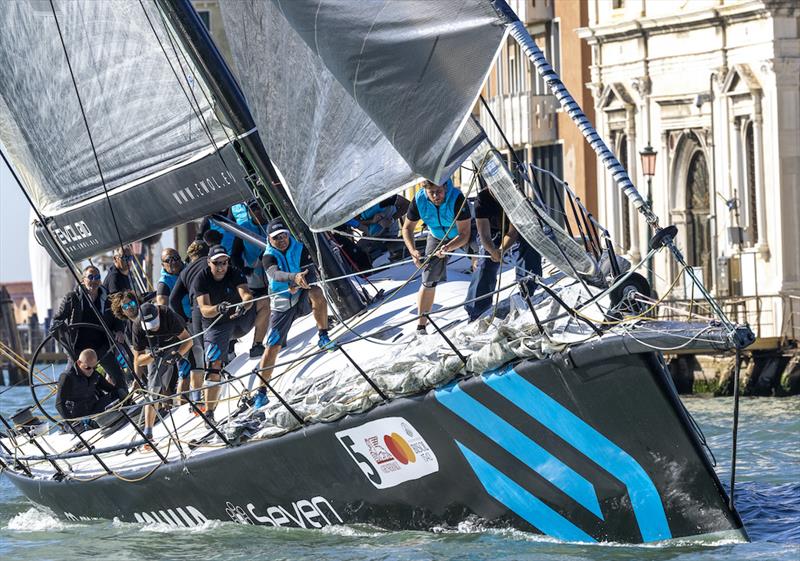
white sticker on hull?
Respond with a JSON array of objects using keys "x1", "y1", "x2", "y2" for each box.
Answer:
[{"x1": 335, "y1": 417, "x2": 438, "y2": 489}]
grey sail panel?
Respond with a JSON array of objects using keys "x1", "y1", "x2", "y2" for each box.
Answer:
[
  {"x1": 0, "y1": 0, "x2": 247, "y2": 261},
  {"x1": 218, "y1": 0, "x2": 506, "y2": 230},
  {"x1": 470, "y1": 139, "x2": 598, "y2": 279}
]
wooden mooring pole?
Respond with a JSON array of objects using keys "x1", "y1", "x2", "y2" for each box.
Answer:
[{"x1": 0, "y1": 285, "x2": 25, "y2": 385}]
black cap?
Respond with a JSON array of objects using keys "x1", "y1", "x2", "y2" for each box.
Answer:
[
  {"x1": 208, "y1": 244, "x2": 229, "y2": 262},
  {"x1": 267, "y1": 219, "x2": 289, "y2": 238},
  {"x1": 139, "y1": 303, "x2": 160, "y2": 331}
]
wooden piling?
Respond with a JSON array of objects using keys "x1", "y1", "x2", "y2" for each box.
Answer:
[{"x1": 0, "y1": 285, "x2": 25, "y2": 385}]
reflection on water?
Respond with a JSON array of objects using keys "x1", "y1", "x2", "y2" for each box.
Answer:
[{"x1": 0, "y1": 386, "x2": 797, "y2": 561}]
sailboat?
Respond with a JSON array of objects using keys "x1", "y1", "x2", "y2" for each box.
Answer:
[{"x1": 0, "y1": 0, "x2": 754, "y2": 544}]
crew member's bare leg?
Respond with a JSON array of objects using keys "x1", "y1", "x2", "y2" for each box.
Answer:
[
  {"x1": 417, "y1": 286, "x2": 436, "y2": 327},
  {"x1": 252, "y1": 299, "x2": 270, "y2": 347},
  {"x1": 309, "y1": 287, "x2": 329, "y2": 331}
]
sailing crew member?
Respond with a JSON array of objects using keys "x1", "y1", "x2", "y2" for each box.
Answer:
[
  {"x1": 156, "y1": 248, "x2": 188, "y2": 311},
  {"x1": 230, "y1": 201, "x2": 271, "y2": 358},
  {"x1": 168, "y1": 241, "x2": 210, "y2": 399},
  {"x1": 55, "y1": 349, "x2": 125, "y2": 427},
  {"x1": 197, "y1": 210, "x2": 235, "y2": 254},
  {"x1": 131, "y1": 303, "x2": 193, "y2": 442},
  {"x1": 464, "y1": 187, "x2": 520, "y2": 321},
  {"x1": 52, "y1": 265, "x2": 128, "y2": 392},
  {"x1": 252, "y1": 220, "x2": 336, "y2": 409},
  {"x1": 103, "y1": 245, "x2": 135, "y2": 295},
  {"x1": 402, "y1": 179, "x2": 471, "y2": 333},
  {"x1": 349, "y1": 194, "x2": 410, "y2": 261},
  {"x1": 193, "y1": 245, "x2": 263, "y2": 417}
]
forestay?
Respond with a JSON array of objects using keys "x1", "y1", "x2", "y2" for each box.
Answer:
[
  {"x1": 0, "y1": 0, "x2": 251, "y2": 263},
  {"x1": 219, "y1": 0, "x2": 507, "y2": 230}
]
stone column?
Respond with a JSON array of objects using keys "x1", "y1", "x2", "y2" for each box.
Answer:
[
  {"x1": 625, "y1": 106, "x2": 641, "y2": 262},
  {"x1": 752, "y1": 91, "x2": 769, "y2": 258}
]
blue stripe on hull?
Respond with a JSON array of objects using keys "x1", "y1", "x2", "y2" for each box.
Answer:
[
  {"x1": 485, "y1": 369, "x2": 671, "y2": 542},
  {"x1": 456, "y1": 441, "x2": 596, "y2": 543},
  {"x1": 436, "y1": 383, "x2": 603, "y2": 519}
]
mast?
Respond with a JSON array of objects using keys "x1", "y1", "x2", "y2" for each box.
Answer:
[{"x1": 158, "y1": 0, "x2": 364, "y2": 319}]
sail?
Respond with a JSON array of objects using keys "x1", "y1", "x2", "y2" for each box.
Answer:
[
  {"x1": 28, "y1": 209, "x2": 52, "y2": 323},
  {"x1": 218, "y1": 0, "x2": 506, "y2": 230},
  {"x1": 0, "y1": 0, "x2": 252, "y2": 264}
]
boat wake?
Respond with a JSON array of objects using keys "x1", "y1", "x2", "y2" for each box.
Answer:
[{"x1": 6, "y1": 507, "x2": 69, "y2": 532}]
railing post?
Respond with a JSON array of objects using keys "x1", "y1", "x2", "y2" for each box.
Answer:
[
  {"x1": 0, "y1": 415, "x2": 33, "y2": 477},
  {"x1": 249, "y1": 367, "x2": 308, "y2": 424},
  {"x1": 185, "y1": 393, "x2": 233, "y2": 447},
  {"x1": 119, "y1": 409, "x2": 169, "y2": 464},
  {"x1": 64, "y1": 421, "x2": 113, "y2": 475},
  {"x1": 425, "y1": 315, "x2": 469, "y2": 366},
  {"x1": 337, "y1": 347, "x2": 389, "y2": 401}
]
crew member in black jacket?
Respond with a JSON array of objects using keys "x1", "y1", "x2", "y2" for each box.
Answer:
[
  {"x1": 55, "y1": 349, "x2": 125, "y2": 423},
  {"x1": 52, "y1": 265, "x2": 128, "y2": 392}
]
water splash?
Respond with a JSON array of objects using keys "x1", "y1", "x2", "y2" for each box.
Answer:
[{"x1": 6, "y1": 507, "x2": 68, "y2": 532}]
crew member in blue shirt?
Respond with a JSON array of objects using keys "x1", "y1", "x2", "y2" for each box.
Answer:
[
  {"x1": 402, "y1": 179, "x2": 471, "y2": 333},
  {"x1": 252, "y1": 219, "x2": 336, "y2": 408}
]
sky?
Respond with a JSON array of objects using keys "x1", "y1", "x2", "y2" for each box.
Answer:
[{"x1": 0, "y1": 160, "x2": 30, "y2": 283}]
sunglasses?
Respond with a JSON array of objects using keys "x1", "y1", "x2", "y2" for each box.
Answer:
[
  {"x1": 84, "y1": 274, "x2": 101, "y2": 281},
  {"x1": 117, "y1": 254, "x2": 133, "y2": 262},
  {"x1": 163, "y1": 256, "x2": 182, "y2": 264},
  {"x1": 121, "y1": 300, "x2": 138, "y2": 311},
  {"x1": 271, "y1": 233, "x2": 289, "y2": 241},
  {"x1": 78, "y1": 361, "x2": 96, "y2": 371},
  {"x1": 212, "y1": 259, "x2": 230, "y2": 267}
]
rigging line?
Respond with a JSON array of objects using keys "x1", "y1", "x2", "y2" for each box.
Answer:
[
  {"x1": 0, "y1": 151, "x2": 144, "y2": 394},
  {"x1": 49, "y1": 1, "x2": 127, "y2": 260},
  {"x1": 143, "y1": 0, "x2": 226, "y2": 152}
]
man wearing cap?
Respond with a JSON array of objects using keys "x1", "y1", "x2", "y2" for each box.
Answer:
[
  {"x1": 252, "y1": 220, "x2": 335, "y2": 409},
  {"x1": 193, "y1": 245, "x2": 265, "y2": 416},
  {"x1": 402, "y1": 179, "x2": 471, "y2": 333},
  {"x1": 131, "y1": 303, "x2": 193, "y2": 443}
]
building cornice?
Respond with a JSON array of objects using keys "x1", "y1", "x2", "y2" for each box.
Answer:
[{"x1": 577, "y1": 1, "x2": 775, "y2": 44}]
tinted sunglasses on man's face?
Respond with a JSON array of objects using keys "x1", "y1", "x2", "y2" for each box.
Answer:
[
  {"x1": 85, "y1": 274, "x2": 101, "y2": 281},
  {"x1": 163, "y1": 256, "x2": 182, "y2": 264},
  {"x1": 121, "y1": 300, "x2": 138, "y2": 311}
]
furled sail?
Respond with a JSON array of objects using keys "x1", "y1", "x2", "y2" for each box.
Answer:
[
  {"x1": 0, "y1": 0, "x2": 252, "y2": 264},
  {"x1": 218, "y1": 0, "x2": 507, "y2": 230}
]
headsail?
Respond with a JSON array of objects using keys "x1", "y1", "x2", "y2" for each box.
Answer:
[
  {"x1": 0, "y1": 0, "x2": 252, "y2": 264},
  {"x1": 218, "y1": 0, "x2": 507, "y2": 231}
]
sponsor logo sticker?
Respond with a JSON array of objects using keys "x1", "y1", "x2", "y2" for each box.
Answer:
[{"x1": 335, "y1": 417, "x2": 438, "y2": 489}]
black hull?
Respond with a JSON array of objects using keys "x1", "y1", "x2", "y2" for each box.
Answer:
[{"x1": 5, "y1": 348, "x2": 745, "y2": 544}]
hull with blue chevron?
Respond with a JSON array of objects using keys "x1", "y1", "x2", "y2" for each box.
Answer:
[{"x1": 6, "y1": 340, "x2": 745, "y2": 544}]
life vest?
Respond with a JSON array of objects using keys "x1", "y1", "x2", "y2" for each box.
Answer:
[
  {"x1": 231, "y1": 203, "x2": 266, "y2": 267},
  {"x1": 359, "y1": 204, "x2": 388, "y2": 236},
  {"x1": 159, "y1": 268, "x2": 191, "y2": 318},
  {"x1": 414, "y1": 181, "x2": 460, "y2": 240},
  {"x1": 209, "y1": 219, "x2": 235, "y2": 254},
  {"x1": 265, "y1": 236, "x2": 304, "y2": 303}
]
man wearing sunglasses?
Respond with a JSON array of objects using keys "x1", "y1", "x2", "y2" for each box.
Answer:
[
  {"x1": 55, "y1": 348, "x2": 126, "y2": 428},
  {"x1": 103, "y1": 245, "x2": 134, "y2": 295},
  {"x1": 193, "y1": 245, "x2": 262, "y2": 417},
  {"x1": 52, "y1": 265, "x2": 128, "y2": 392},
  {"x1": 252, "y1": 219, "x2": 336, "y2": 409}
]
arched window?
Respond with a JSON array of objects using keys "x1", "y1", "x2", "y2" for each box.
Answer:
[
  {"x1": 744, "y1": 121, "x2": 758, "y2": 245},
  {"x1": 686, "y1": 148, "x2": 712, "y2": 287}
]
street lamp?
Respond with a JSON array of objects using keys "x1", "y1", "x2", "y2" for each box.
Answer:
[{"x1": 640, "y1": 145, "x2": 657, "y2": 291}]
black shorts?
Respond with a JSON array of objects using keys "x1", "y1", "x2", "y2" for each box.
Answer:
[
  {"x1": 203, "y1": 306, "x2": 256, "y2": 364},
  {"x1": 251, "y1": 287, "x2": 269, "y2": 299},
  {"x1": 266, "y1": 291, "x2": 312, "y2": 348},
  {"x1": 147, "y1": 359, "x2": 175, "y2": 396},
  {"x1": 421, "y1": 234, "x2": 449, "y2": 287}
]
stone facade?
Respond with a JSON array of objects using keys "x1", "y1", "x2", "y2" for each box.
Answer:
[{"x1": 579, "y1": 0, "x2": 800, "y2": 342}]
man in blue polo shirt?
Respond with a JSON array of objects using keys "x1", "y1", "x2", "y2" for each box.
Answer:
[
  {"x1": 251, "y1": 219, "x2": 335, "y2": 408},
  {"x1": 402, "y1": 179, "x2": 471, "y2": 333}
]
